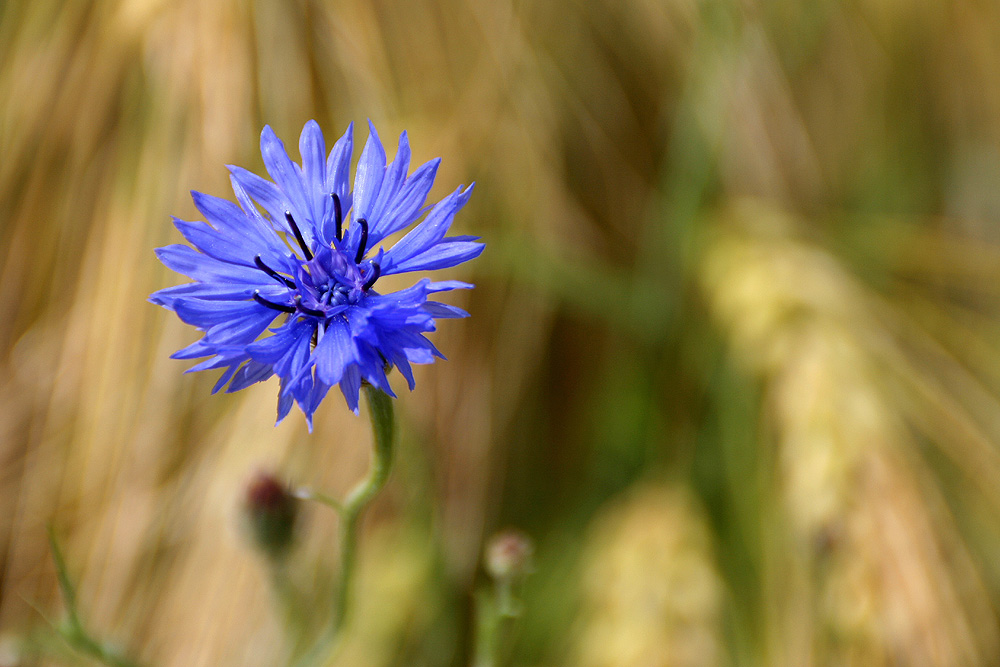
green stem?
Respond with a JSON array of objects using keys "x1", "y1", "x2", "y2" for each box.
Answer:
[
  {"x1": 59, "y1": 625, "x2": 140, "y2": 667},
  {"x1": 292, "y1": 385, "x2": 394, "y2": 667},
  {"x1": 333, "y1": 384, "x2": 394, "y2": 633},
  {"x1": 474, "y1": 579, "x2": 521, "y2": 667},
  {"x1": 48, "y1": 528, "x2": 142, "y2": 667},
  {"x1": 473, "y1": 589, "x2": 500, "y2": 667},
  {"x1": 295, "y1": 488, "x2": 343, "y2": 514}
]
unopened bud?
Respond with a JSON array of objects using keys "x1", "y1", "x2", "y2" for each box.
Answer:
[
  {"x1": 244, "y1": 472, "x2": 298, "y2": 560},
  {"x1": 484, "y1": 529, "x2": 534, "y2": 582}
]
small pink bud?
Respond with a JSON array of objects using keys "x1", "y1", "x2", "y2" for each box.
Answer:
[{"x1": 484, "y1": 529, "x2": 534, "y2": 581}]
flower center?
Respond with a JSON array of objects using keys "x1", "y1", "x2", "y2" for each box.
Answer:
[{"x1": 250, "y1": 210, "x2": 380, "y2": 321}]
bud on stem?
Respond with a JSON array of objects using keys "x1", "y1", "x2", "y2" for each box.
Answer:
[{"x1": 244, "y1": 472, "x2": 299, "y2": 561}]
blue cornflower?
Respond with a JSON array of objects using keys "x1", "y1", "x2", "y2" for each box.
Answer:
[{"x1": 151, "y1": 121, "x2": 482, "y2": 428}]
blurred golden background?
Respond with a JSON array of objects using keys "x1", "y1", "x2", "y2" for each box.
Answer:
[{"x1": 5, "y1": 0, "x2": 1000, "y2": 665}]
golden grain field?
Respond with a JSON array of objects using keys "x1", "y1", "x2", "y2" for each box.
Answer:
[{"x1": 4, "y1": 1, "x2": 1000, "y2": 665}]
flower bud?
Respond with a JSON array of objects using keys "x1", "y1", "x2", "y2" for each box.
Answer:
[
  {"x1": 484, "y1": 529, "x2": 534, "y2": 582},
  {"x1": 244, "y1": 472, "x2": 298, "y2": 560}
]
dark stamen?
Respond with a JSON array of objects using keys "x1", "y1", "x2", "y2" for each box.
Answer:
[
  {"x1": 253, "y1": 290, "x2": 295, "y2": 313},
  {"x1": 254, "y1": 255, "x2": 296, "y2": 288},
  {"x1": 295, "y1": 296, "x2": 327, "y2": 319},
  {"x1": 284, "y1": 211, "x2": 313, "y2": 260},
  {"x1": 354, "y1": 218, "x2": 369, "y2": 264},
  {"x1": 362, "y1": 262, "x2": 381, "y2": 291},
  {"x1": 331, "y1": 193, "x2": 343, "y2": 242}
]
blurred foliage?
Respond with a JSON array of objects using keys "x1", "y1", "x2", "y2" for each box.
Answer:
[{"x1": 5, "y1": 0, "x2": 1000, "y2": 665}]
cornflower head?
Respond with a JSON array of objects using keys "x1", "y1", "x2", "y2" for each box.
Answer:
[{"x1": 151, "y1": 121, "x2": 482, "y2": 428}]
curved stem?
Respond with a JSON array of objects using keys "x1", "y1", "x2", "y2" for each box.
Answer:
[
  {"x1": 291, "y1": 385, "x2": 394, "y2": 667},
  {"x1": 333, "y1": 385, "x2": 393, "y2": 635},
  {"x1": 332, "y1": 384, "x2": 395, "y2": 634},
  {"x1": 48, "y1": 528, "x2": 143, "y2": 667},
  {"x1": 294, "y1": 488, "x2": 343, "y2": 514}
]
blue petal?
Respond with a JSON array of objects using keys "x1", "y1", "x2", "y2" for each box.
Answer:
[
  {"x1": 301, "y1": 376, "x2": 333, "y2": 428},
  {"x1": 424, "y1": 302, "x2": 469, "y2": 318},
  {"x1": 207, "y1": 308, "x2": 280, "y2": 345},
  {"x1": 173, "y1": 297, "x2": 272, "y2": 329},
  {"x1": 150, "y1": 282, "x2": 286, "y2": 308},
  {"x1": 390, "y1": 353, "x2": 416, "y2": 390},
  {"x1": 213, "y1": 364, "x2": 240, "y2": 394},
  {"x1": 276, "y1": 378, "x2": 295, "y2": 424},
  {"x1": 380, "y1": 184, "x2": 474, "y2": 274},
  {"x1": 170, "y1": 300, "x2": 277, "y2": 348},
  {"x1": 227, "y1": 165, "x2": 288, "y2": 230},
  {"x1": 279, "y1": 365, "x2": 318, "y2": 432},
  {"x1": 386, "y1": 239, "x2": 485, "y2": 274},
  {"x1": 187, "y1": 353, "x2": 239, "y2": 373},
  {"x1": 314, "y1": 317, "x2": 357, "y2": 385},
  {"x1": 367, "y1": 305, "x2": 435, "y2": 333},
  {"x1": 339, "y1": 366, "x2": 362, "y2": 414},
  {"x1": 321, "y1": 123, "x2": 355, "y2": 246},
  {"x1": 192, "y1": 191, "x2": 268, "y2": 242},
  {"x1": 155, "y1": 245, "x2": 265, "y2": 284},
  {"x1": 246, "y1": 319, "x2": 312, "y2": 371},
  {"x1": 325, "y1": 123, "x2": 354, "y2": 201},
  {"x1": 299, "y1": 120, "x2": 327, "y2": 193},
  {"x1": 260, "y1": 126, "x2": 314, "y2": 242},
  {"x1": 192, "y1": 190, "x2": 289, "y2": 263},
  {"x1": 170, "y1": 339, "x2": 218, "y2": 360},
  {"x1": 428, "y1": 280, "x2": 474, "y2": 292},
  {"x1": 228, "y1": 360, "x2": 275, "y2": 392},
  {"x1": 385, "y1": 330, "x2": 442, "y2": 364},
  {"x1": 367, "y1": 132, "x2": 411, "y2": 237},
  {"x1": 351, "y1": 121, "x2": 387, "y2": 227},
  {"x1": 439, "y1": 234, "x2": 481, "y2": 243},
  {"x1": 365, "y1": 278, "x2": 433, "y2": 310},
  {"x1": 357, "y1": 343, "x2": 396, "y2": 397},
  {"x1": 230, "y1": 174, "x2": 266, "y2": 219},
  {"x1": 173, "y1": 219, "x2": 255, "y2": 267},
  {"x1": 370, "y1": 158, "x2": 440, "y2": 246}
]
